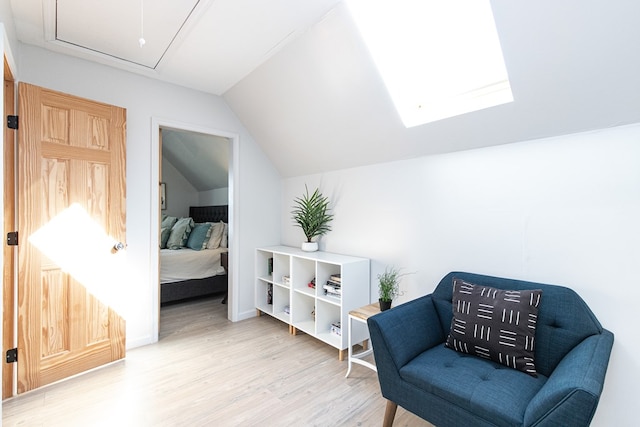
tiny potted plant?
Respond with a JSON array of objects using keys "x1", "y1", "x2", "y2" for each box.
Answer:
[
  {"x1": 291, "y1": 185, "x2": 334, "y2": 252},
  {"x1": 378, "y1": 266, "x2": 404, "y2": 311}
]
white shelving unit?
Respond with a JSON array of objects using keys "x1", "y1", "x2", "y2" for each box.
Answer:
[{"x1": 256, "y1": 246, "x2": 370, "y2": 360}]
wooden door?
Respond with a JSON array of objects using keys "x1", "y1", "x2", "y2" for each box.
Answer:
[{"x1": 17, "y1": 83, "x2": 126, "y2": 393}]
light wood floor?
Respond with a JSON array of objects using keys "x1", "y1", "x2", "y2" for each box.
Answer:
[{"x1": 2, "y1": 295, "x2": 432, "y2": 427}]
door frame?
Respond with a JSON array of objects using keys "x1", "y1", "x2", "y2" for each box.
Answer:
[
  {"x1": 150, "y1": 117, "x2": 240, "y2": 340},
  {"x1": 2, "y1": 49, "x2": 17, "y2": 399},
  {"x1": 2, "y1": 30, "x2": 18, "y2": 398}
]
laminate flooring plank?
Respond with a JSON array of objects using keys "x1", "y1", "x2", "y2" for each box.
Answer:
[{"x1": 3, "y1": 296, "x2": 432, "y2": 427}]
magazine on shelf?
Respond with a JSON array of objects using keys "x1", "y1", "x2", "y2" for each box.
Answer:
[{"x1": 331, "y1": 321, "x2": 341, "y2": 336}]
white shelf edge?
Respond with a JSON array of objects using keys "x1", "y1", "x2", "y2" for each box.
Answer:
[
  {"x1": 256, "y1": 304, "x2": 273, "y2": 315},
  {"x1": 316, "y1": 331, "x2": 343, "y2": 349},
  {"x1": 274, "y1": 311, "x2": 291, "y2": 323},
  {"x1": 293, "y1": 287, "x2": 315, "y2": 297},
  {"x1": 293, "y1": 319, "x2": 315, "y2": 335},
  {"x1": 317, "y1": 295, "x2": 341, "y2": 306}
]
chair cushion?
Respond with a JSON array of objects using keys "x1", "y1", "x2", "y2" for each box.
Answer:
[
  {"x1": 401, "y1": 344, "x2": 548, "y2": 427},
  {"x1": 445, "y1": 278, "x2": 542, "y2": 376}
]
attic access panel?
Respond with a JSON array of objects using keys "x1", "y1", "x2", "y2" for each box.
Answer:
[{"x1": 56, "y1": 0, "x2": 200, "y2": 69}]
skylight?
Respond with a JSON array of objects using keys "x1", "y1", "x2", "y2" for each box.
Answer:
[{"x1": 346, "y1": 0, "x2": 513, "y2": 127}]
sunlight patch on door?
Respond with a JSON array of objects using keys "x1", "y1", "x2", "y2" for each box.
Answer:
[
  {"x1": 346, "y1": 0, "x2": 513, "y2": 127},
  {"x1": 28, "y1": 203, "x2": 127, "y2": 316}
]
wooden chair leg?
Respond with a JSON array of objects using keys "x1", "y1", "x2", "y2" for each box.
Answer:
[{"x1": 383, "y1": 400, "x2": 398, "y2": 427}]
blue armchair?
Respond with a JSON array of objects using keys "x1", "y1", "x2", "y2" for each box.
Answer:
[{"x1": 367, "y1": 272, "x2": 614, "y2": 427}]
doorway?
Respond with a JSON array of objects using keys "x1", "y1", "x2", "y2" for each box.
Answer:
[{"x1": 150, "y1": 118, "x2": 239, "y2": 342}]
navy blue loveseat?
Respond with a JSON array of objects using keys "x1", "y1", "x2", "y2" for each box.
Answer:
[{"x1": 367, "y1": 272, "x2": 614, "y2": 427}]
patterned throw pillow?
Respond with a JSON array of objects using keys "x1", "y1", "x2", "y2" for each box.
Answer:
[{"x1": 445, "y1": 278, "x2": 542, "y2": 376}]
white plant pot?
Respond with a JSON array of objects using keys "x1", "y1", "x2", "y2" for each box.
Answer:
[{"x1": 301, "y1": 241, "x2": 318, "y2": 252}]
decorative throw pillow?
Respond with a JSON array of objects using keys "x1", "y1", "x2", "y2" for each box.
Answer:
[
  {"x1": 186, "y1": 223, "x2": 213, "y2": 251},
  {"x1": 166, "y1": 217, "x2": 194, "y2": 250},
  {"x1": 161, "y1": 215, "x2": 178, "y2": 229},
  {"x1": 220, "y1": 222, "x2": 228, "y2": 248},
  {"x1": 445, "y1": 278, "x2": 542, "y2": 376},
  {"x1": 160, "y1": 226, "x2": 172, "y2": 249},
  {"x1": 206, "y1": 221, "x2": 225, "y2": 249}
]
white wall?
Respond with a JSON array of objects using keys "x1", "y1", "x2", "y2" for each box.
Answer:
[
  {"x1": 199, "y1": 187, "x2": 229, "y2": 205},
  {"x1": 161, "y1": 158, "x2": 198, "y2": 218},
  {"x1": 17, "y1": 43, "x2": 281, "y2": 347},
  {"x1": 281, "y1": 123, "x2": 640, "y2": 426}
]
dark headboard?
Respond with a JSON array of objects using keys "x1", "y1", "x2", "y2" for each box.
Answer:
[{"x1": 189, "y1": 205, "x2": 228, "y2": 223}]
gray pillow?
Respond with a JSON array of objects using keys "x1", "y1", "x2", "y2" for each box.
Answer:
[
  {"x1": 445, "y1": 278, "x2": 542, "y2": 376},
  {"x1": 161, "y1": 215, "x2": 178, "y2": 229},
  {"x1": 166, "y1": 217, "x2": 194, "y2": 249},
  {"x1": 160, "y1": 226, "x2": 172, "y2": 249}
]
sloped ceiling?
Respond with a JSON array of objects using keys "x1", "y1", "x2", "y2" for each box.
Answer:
[
  {"x1": 9, "y1": 1, "x2": 640, "y2": 178},
  {"x1": 162, "y1": 129, "x2": 229, "y2": 191},
  {"x1": 224, "y1": 1, "x2": 640, "y2": 177},
  {"x1": 10, "y1": 0, "x2": 341, "y2": 94}
]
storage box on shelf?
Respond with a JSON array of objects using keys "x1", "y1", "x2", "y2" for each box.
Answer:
[{"x1": 255, "y1": 246, "x2": 370, "y2": 360}]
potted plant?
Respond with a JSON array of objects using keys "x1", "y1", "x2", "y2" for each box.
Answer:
[
  {"x1": 378, "y1": 266, "x2": 404, "y2": 311},
  {"x1": 291, "y1": 185, "x2": 334, "y2": 252}
]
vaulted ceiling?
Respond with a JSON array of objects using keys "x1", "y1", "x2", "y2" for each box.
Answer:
[
  {"x1": 9, "y1": 0, "x2": 640, "y2": 178},
  {"x1": 161, "y1": 129, "x2": 229, "y2": 191}
]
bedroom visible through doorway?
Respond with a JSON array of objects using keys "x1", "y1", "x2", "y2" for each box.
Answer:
[{"x1": 157, "y1": 125, "x2": 233, "y2": 333}]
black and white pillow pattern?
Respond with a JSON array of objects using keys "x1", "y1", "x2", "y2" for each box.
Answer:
[{"x1": 445, "y1": 278, "x2": 542, "y2": 376}]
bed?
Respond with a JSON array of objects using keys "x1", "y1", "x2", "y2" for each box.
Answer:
[{"x1": 160, "y1": 205, "x2": 228, "y2": 304}]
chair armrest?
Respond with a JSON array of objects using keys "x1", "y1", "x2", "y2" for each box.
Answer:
[
  {"x1": 368, "y1": 294, "x2": 445, "y2": 373},
  {"x1": 524, "y1": 329, "x2": 614, "y2": 426}
]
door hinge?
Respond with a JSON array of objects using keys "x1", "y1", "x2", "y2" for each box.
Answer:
[
  {"x1": 6, "y1": 348, "x2": 17, "y2": 363},
  {"x1": 7, "y1": 115, "x2": 18, "y2": 130},
  {"x1": 7, "y1": 231, "x2": 18, "y2": 246}
]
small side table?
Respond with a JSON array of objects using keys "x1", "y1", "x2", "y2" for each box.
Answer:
[{"x1": 345, "y1": 302, "x2": 380, "y2": 378}]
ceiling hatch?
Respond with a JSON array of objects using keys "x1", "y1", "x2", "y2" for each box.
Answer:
[{"x1": 55, "y1": 0, "x2": 200, "y2": 69}]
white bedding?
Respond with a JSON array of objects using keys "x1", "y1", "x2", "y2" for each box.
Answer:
[{"x1": 160, "y1": 247, "x2": 228, "y2": 284}]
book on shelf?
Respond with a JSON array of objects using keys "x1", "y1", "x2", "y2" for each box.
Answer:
[
  {"x1": 323, "y1": 279, "x2": 341, "y2": 298},
  {"x1": 323, "y1": 283, "x2": 341, "y2": 294},
  {"x1": 331, "y1": 321, "x2": 341, "y2": 336},
  {"x1": 268, "y1": 257, "x2": 273, "y2": 276},
  {"x1": 329, "y1": 274, "x2": 341, "y2": 283}
]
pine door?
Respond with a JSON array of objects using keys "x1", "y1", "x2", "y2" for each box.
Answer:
[{"x1": 17, "y1": 82, "x2": 127, "y2": 393}]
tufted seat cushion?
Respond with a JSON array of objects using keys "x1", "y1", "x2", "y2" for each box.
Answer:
[{"x1": 401, "y1": 344, "x2": 547, "y2": 426}]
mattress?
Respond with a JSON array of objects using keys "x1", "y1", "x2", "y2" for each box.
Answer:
[{"x1": 160, "y1": 247, "x2": 228, "y2": 284}]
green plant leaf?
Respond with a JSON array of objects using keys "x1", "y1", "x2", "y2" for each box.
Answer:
[
  {"x1": 291, "y1": 185, "x2": 334, "y2": 242},
  {"x1": 377, "y1": 266, "x2": 407, "y2": 302}
]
